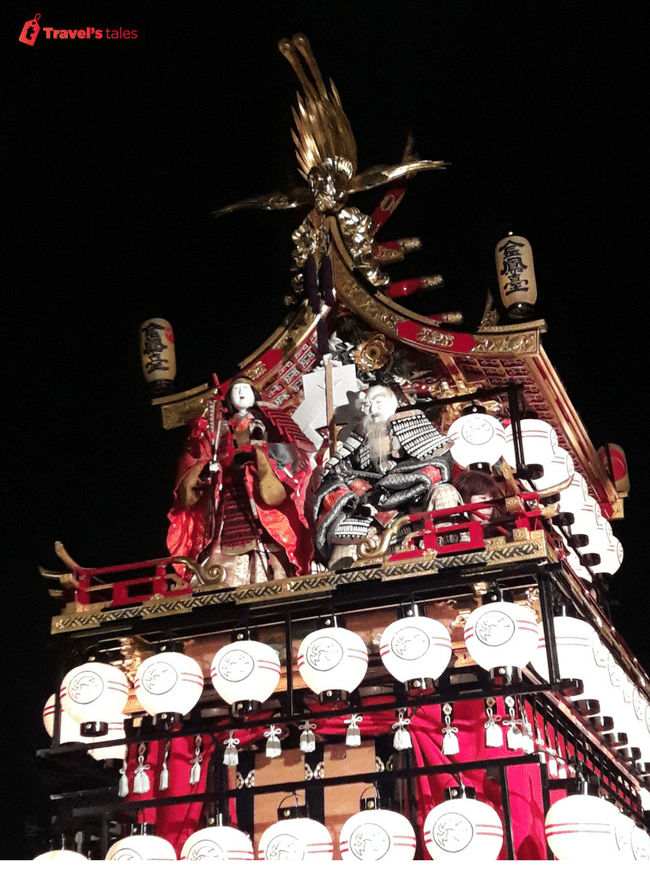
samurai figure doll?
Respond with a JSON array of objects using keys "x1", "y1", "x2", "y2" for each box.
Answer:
[
  {"x1": 168, "y1": 378, "x2": 315, "y2": 585},
  {"x1": 313, "y1": 384, "x2": 460, "y2": 568}
]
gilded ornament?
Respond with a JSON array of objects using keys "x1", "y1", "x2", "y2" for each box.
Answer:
[
  {"x1": 416, "y1": 327, "x2": 455, "y2": 348},
  {"x1": 352, "y1": 333, "x2": 394, "y2": 372}
]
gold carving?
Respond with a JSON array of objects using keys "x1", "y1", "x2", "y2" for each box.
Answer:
[{"x1": 417, "y1": 327, "x2": 455, "y2": 348}]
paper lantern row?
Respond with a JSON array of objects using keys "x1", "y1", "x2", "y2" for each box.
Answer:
[
  {"x1": 448, "y1": 414, "x2": 623, "y2": 578},
  {"x1": 54, "y1": 604, "x2": 542, "y2": 741},
  {"x1": 532, "y1": 615, "x2": 650, "y2": 767},
  {"x1": 35, "y1": 794, "x2": 650, "y2": 862}
]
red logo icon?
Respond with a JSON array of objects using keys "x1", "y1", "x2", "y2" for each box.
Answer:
[{"x1": 19, "y1": 13, "x2": 41, "y2": 45}]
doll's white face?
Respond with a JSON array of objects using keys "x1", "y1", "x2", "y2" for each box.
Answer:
[
  {"x1": 230, "y1": 382, "x2": 255, "y2": 412},
  {"x1": 365, "y1": 386, "x2": 399, "y2": 423}
]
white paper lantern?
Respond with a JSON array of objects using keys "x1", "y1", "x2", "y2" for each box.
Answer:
[
  {"x1": 564, "y1": 548, "x2": 593, "y2": 583},
  {"x1": 572, "y1": 496, "x2": 606, "y2": 566},
  {"x1": 632, "y1": 689, "x2": 650, "y2": 765},
  {"x1": 545, "y1": 793, "x2": 620, "y2": 860},
  {"x1": 531, "y1": 616, "x2": 598, "y2": 699},
  {"x1": 503, "y1": 418, "x2": 558, "y2": 474},
  {"x1": 380, "y1": 614, "x2": 451, "y2": 692},
  {"x1": 106, "y1": 826, "x2": 176, "y2": 861},
  {"x1": 33, "y1": 849, "x2": 88, "y2": 862},
  {"x1": 43, "y1": 695, "x2": 92, "y2": 745},
  {"x1": 448, "y1": 412, "x2": 506, "y2": 469},
  {"x1": 594, "y1": 519, "x2": 624, "y2": 577},
  {"x1": 60, "y1": 661, "x2": 129, "y2": 737},
  {"x1": 631, "y1": 824, "x2": 650, "y2": 861},
  {"x1": 134, "y1": 650, "x2": 204, "y2": 724},
  {"x1": 339, "y1": 806, "x2": 416, "y2": 861},
  {"x1": 614, "y1": 809, "x2": 637, "y2": 857},
  {"x1": 533, "y1": 446, "x2": 574, "y2": 491},
  {"x1": 87, "y1": 717, "x2": 127, "y2": 761},
  {"x1": 423, "y1": 791, "x2": 503, "y2": 860},
  {"x1": 298, "y1": 624, "x2": 368, "y2": 704},
  {"x1": 464, "y1": 598, "x2": 538, "y2": 682},
  {"x1": 557, "y1": 472, "x2": 590, "y2": 522},
  {"x1": 181, "y1": 824, "x2": 254, "y2": 861},
  {"x1": 258, "y1": 814, "x2": 333, "y2": 861},
  {"x1": 210, "y1": 639, "x2": 281, "y2": 715}
]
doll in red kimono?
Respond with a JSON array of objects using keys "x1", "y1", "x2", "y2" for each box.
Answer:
[{"x1": 168, "y1": 378, "x2": 315, "y2": 585}]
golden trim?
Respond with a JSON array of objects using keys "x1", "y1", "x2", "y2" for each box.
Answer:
[{"x1": 50, "y1": 533, "x2": 547, "y2": 634}]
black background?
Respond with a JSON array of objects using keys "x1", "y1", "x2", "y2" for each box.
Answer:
[{"x1": 5, "y1": 1, "x2": 647, "y2": 857}]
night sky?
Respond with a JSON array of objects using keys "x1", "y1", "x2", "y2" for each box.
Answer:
[{"x1": 6, "y1": 2, "x2": 646, "y2": 857}]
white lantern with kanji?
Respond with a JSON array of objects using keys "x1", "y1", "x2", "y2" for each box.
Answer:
[
  {"x1": 463, "y1": 595, "x2": 538, "y2": 683},
  {"x1": 423, "y1": 787, "x2": 503, "y2": 860},
  {"x1": 448, "y1": 411, "x2": 506, "y2": 470},
  {"x1": 60, "y1": 661, "x2": 129, "y2": 737},
  {"x1": 339, "y1": 800, "x2": 416, "y2": 861},
  {"x1": 211, "y1": 638, "x2": 281, "y2": 715},
  {"x1": 106, "y1": 825, "x2": 176, "y2": 861},
  {"x1": 181, "y1": 823, "x2": 254, "y2": 861},
  {"x1": 380, "y1": 612, "x2": 451, "y2": 694},
  {"x1": 298, "y1": 621, "x2": 368, "y2": 705},
  {"x1": 258, "y1": 807, "x2": 333, "y2": 861},
  {"x1": 134, "y1": 648, "x2": 204, "y2": 726}
]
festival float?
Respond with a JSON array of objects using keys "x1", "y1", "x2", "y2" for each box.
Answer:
[{"x1": 34, "y1": 34, "x2": 647, "y2": 861}]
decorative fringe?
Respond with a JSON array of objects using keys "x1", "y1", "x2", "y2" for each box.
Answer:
[
  {"x1": 441, "y1": 703, "x2": 459, "y2": 756},
  {"x1": 159, "y1": 741, "x2": 170, "y2": 791},
  {"x1": 189, "y1": 736, "x2": 203, "y2": 786},
  {"x1": 118, "y1": 764, "x2": 129, "y2": 798},
  {"x1": 345, "y1": 714, "x2": 363, "y2": 747},
  {"x1": 391, "y1": 709, "x2": 412, "y2": 751},
  {"x1": 223, "y1": 731, "x2": 240, "y2": 768},
  {"x1": 299, "y1": 721, "x2": 316, "y2": 754},
  {"x1": 132, "y1": 743, "x2": 150, "y2": 794},
  {"x1": 264, "y1": 725, "x2": 282, "y2": 759},
  {"x1": 484, "y1": 698, "x2": 503, "y2": 748}
]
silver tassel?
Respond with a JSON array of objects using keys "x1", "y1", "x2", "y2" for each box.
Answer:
[
  {"x1": 223, "y1": 731, "x2": 240, "y2": 768},
  {"x1": 299, "y1": 721, "x2": 316, "y2": 754},
  {"x1": 345, "y1": 714, "x2": 363, "y2": 748},
  {"x1": 159, "y1": 741, "x2": 170, "y2": 791},
  {"x1": 118, "y1": 763, "x2": 129, "y2": 798},
  {"x1": 189, "y1": 735, "x2": 203, "y2": 786},
  {"x1": 503, "y1": 696, "x2": 522, "y2": 751},
  {"x1": 392, "y1": 709, "x2": 412, "y2": 751},
  {"x1": 441, "y1": 703, "x2": 459, "y2": 756},
  {"x1": 518, "y1": 703, "x2": 535, "y2": 754},
  {"x1": 133, "y1": 743, "x2": 150, "y2": 795},
  {"x1": 264, "y1": 725, "x2": 282, "y2": 759},
  {"x1": 484, "y1": 698, "x2": 503, "y2": 749}
]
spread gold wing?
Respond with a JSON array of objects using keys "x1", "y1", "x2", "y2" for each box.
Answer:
[
  {"x1": 279, "y1": 34, "x2": 357, "y2": 179},
  {"x1": 349, "y1": 159, "x2": 448, "y2": 194},
  {"x1": 213, "y1": 187, "x2": 311, "y2": 219}
]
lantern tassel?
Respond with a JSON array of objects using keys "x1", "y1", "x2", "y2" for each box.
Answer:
[
  {"x1": 484, "y1": 698, "x2": 503, "y2": 749},
  {"x1": 159, "y1": 740, "x2": 170, "y2": 791},
  {"x1": 223, "y1": 731, "x2": 240, "y2": 767},
  {"x1": 392, "y1": 709, "x2": 412, "y2": 751},
  {"x1": 133, "y1": 743, "x2": 150, "y2": 794},
  {"x1": 118, "y1": 764, "x2": 129, "y2": 798},
  {"x1": 190, "y1": 735, "x2": 203, "y2": 786},
  {"x1": 441, "y1": 703, "x2": 459, "y2": 756},
  {"x1": 345, "y1": 714, "x2": 363, "y2": 747},
  {"x1": 299, "y1": 721, "x2": 316, "y2": 754},
  {"x1": 264, "y1": 724, "x2": 282, "y2": 759}
]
